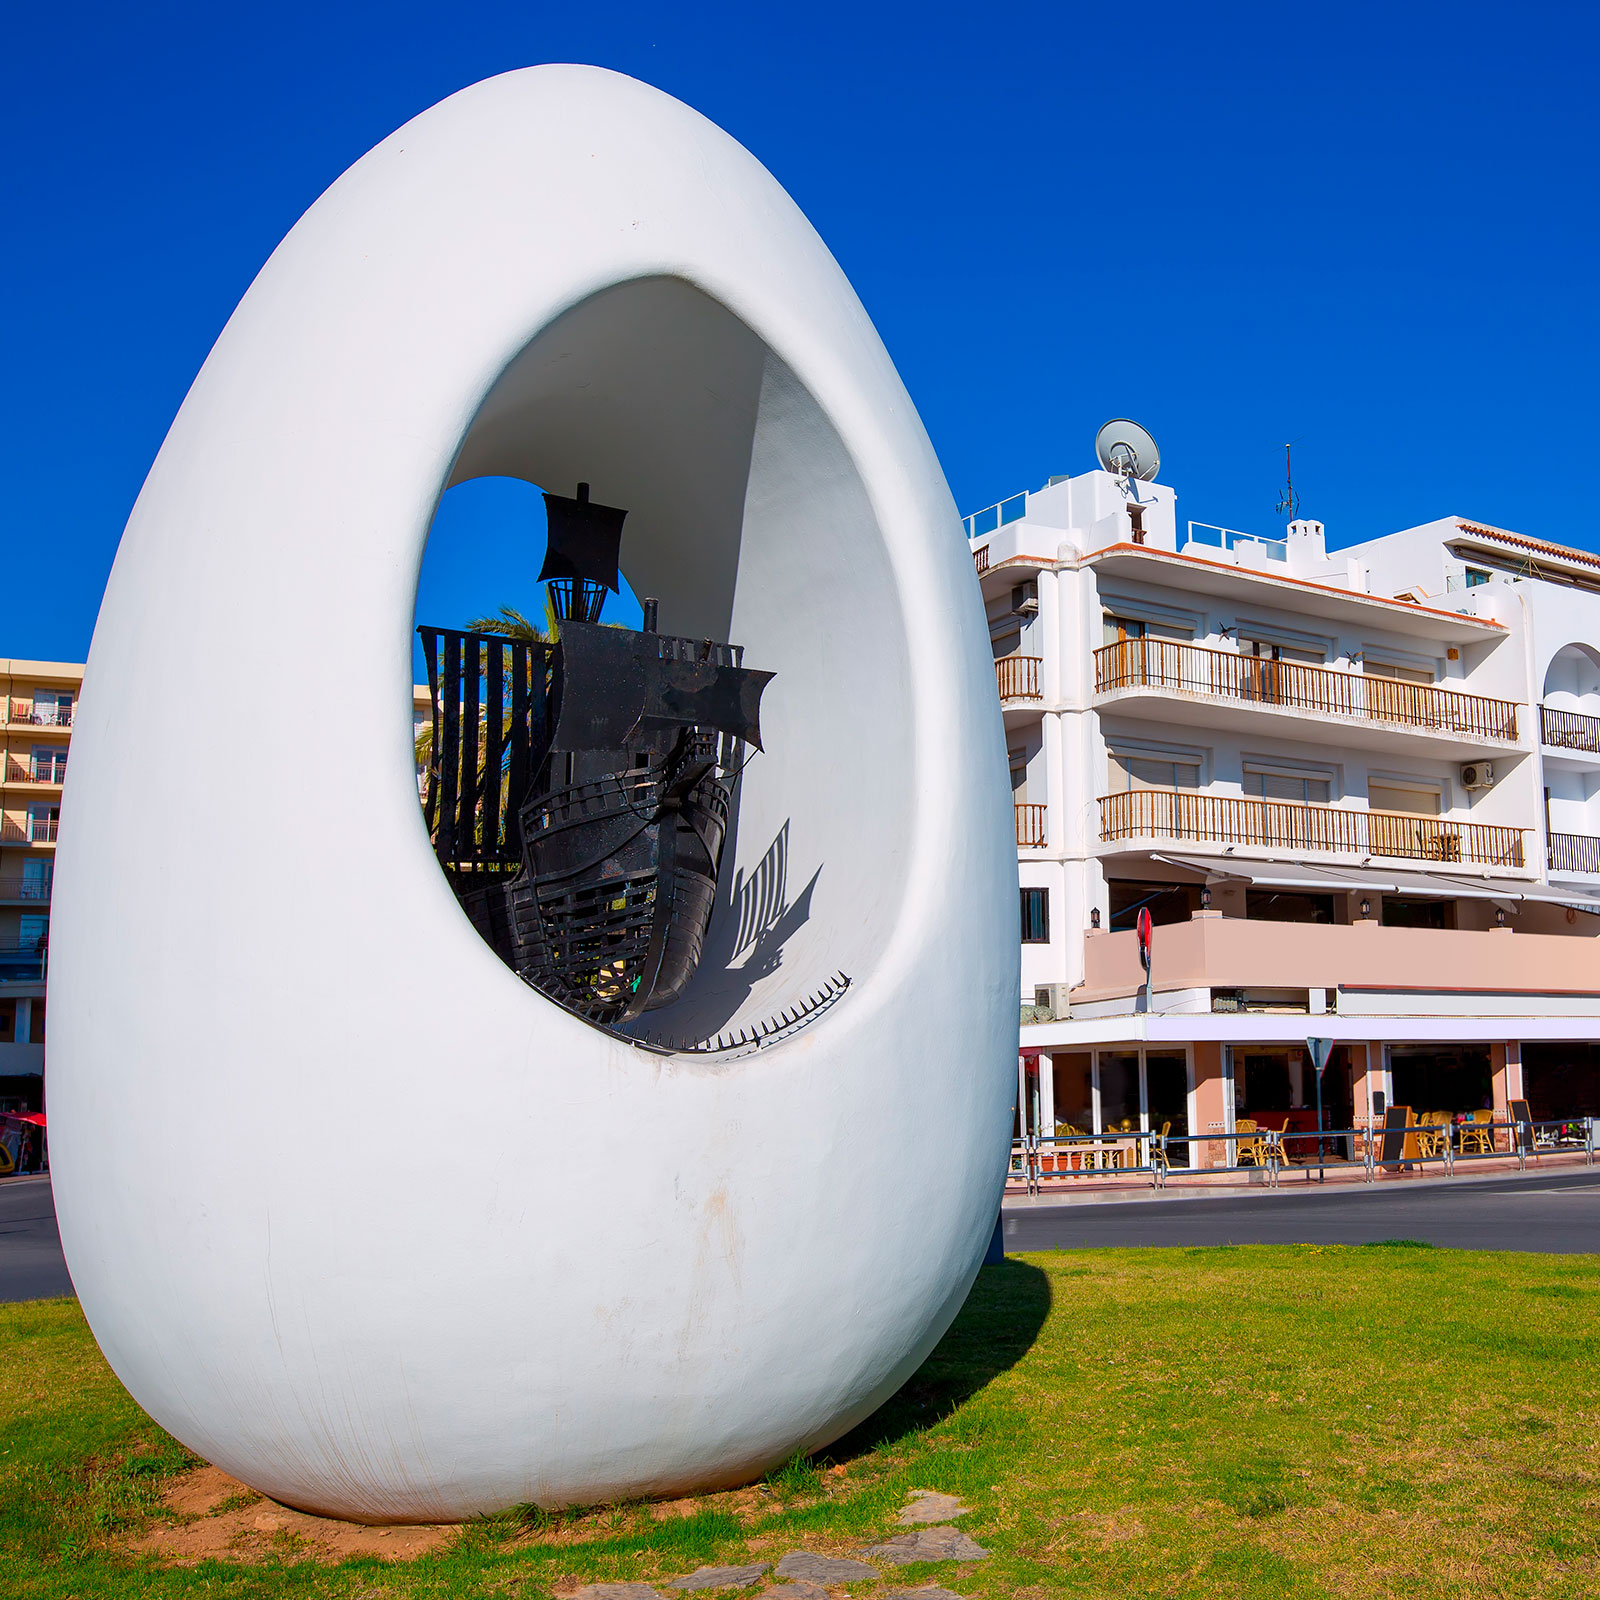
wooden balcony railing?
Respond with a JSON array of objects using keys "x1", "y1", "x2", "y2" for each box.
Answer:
[
  {"x1": 1541, "y1": 705, "x2": 1600, "y2": 754},
  {"x1": 1094, "y1": 639, "x2": 1519, "y2": 741},
  {"x1": 973, "y1": 545, "x2": 990, "y2": 576},
  {"x1": 1100, "y1": 788, "x2": 1526, "y2": 868},
  {"x1": 1548, "y1": 832, "x2": 1600, "y2": 875},
  {"x1": 996, "y1": 655, "x2": 1042, "y2": 701},
  {"x1": 1015, "y1": 802, "x2": 1047, "y2": 847}
]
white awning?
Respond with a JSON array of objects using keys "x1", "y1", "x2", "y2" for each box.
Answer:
[{"x1": 1149, "y1": 853, "x2": 1600, "y2": 910}]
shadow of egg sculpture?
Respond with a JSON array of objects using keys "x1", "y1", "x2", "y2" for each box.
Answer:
[{"x1": 47, "y1": 65, "x2": 1018, "y2": 1523}]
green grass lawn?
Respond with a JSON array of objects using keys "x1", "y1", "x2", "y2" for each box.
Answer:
[{"x1": 4, "y1": 1244, "x2": 1600, "y2": 1598}]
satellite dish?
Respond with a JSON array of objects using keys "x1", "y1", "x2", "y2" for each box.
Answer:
[{"x1": 1095, "y1": 418, "x2": 1161, "y2": 481}]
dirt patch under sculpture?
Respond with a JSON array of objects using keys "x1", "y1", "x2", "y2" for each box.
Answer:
[{"x1": 133, "y1": 1464, "x2": 454, "y2": 1565}]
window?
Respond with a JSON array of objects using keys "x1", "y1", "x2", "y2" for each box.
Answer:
[
  {"x1": 1108, "y1": 751, "x2": 1202, "y2": 792},
  {"x1": 1369, "y1": 782, "x2": 1442, "y2": 816},
  {"x1": 1020, "y1": 887, "x2": 1050, "y2": 943},
  {"x1": 1240, "y1": 636, "x2": 1326, "y2": 666},
  {"x1": 1366, "y1": 658, "x2": 1435, "y2": 685},
  {"x1": 18, "y1": 916, "x2": 48, "y2": 951},
  {"x1": 1464, "y1": 568, "x2": 1490, "y2": 588},
  {"x1": 31, "y1": 747, "x2": 66, "y2": 783},
  {"x1": 1382, "y1": 896, "x2": 1456, "y2": 930},
  {"x1": 27, "y1": 805, "x2": 59, "y2": 842},
  {"x1": 1104, "y1": 614, "x2": 1193, "y2": 646},
  {"x1": 1244, "y1": 766, "x2": 1331, "y2": 804},
  {"x1": 1110, "y1": 880, "x2": 1194, "y2": 929},
  {"x1": 1246, "y1": 890, "x2": 1335, "y2": 924},
  {"x1": 1009, "y1": 748, "x2": 1029, "y2": 802}
]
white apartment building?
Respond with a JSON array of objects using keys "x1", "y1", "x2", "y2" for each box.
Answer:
[{"x1": 969, "y1": 464, "x2": 1600, "y2": 1170}]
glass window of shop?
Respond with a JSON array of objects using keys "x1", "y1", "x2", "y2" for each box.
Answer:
[
  {"x1": 1523, "y1": 1043, "x2": 1600, "y2": 1121},
  {"x1": 1098, "y1": 1051, "x2": 1142, "y2": 1138},
  {"x1": 1388, "y1": 1046, "x2": 1491, "y2": 1117},
  {"x1": 1145, "y1": 1051, "x2": 1190, "y2": 1166},
  {"x1": 1051, "y1": 1053, "x2": 1092, "y2": 1136}
]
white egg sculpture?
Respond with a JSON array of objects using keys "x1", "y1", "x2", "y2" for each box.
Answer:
[{"x1": 47, "y1": 66, "x2": 1017, "y2": 1522}]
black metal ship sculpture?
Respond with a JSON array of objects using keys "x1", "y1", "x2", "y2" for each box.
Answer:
[{"x1": 417, "y1": 484, "x2": 773, "y2": 1029}]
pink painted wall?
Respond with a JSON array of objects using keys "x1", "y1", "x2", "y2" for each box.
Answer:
[{"x1": 1079, "y1": 915, "x2": 1600, "y2": 1002}]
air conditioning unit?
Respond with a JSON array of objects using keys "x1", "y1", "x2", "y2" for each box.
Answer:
[
  {"x1": 1011, "y1": 583, "x2": 1039, "y2": 617},
  {"x1": 1033, "y1": 984, "x2": 1072, "y2": 1020},
  {"x1": 1461, "y1": 762, "x2": 1495, "y2": 791}
]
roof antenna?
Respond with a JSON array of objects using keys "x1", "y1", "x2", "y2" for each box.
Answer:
[{"x1": 1276, "y1": 441, "x2": 1302, "y2": 519}]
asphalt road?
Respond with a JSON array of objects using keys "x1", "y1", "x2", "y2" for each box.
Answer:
[
  {"x1": 1004, "y1": 1166, "x2": 1600, "y2": 1253},
  {"x1": 0, "y1": 1176, "x2": 73, "y2": 1302},
  {"x1": 4, "y1": 1168, "x2": 1600, "y2": 1306}
]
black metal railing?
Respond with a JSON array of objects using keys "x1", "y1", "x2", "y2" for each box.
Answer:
[
  {"x1": 1548, "y1": 831, "x2": 1600, "y2": 875},
  {"x1": 416, "y1": 628, "x2": 553, "y2": 882},
  {"x1": 1542, "y1": 704, "x2": 1600, "y2": 753}
]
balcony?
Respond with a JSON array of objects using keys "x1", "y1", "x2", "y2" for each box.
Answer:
[
  {"x1": 0, "y1": 941, "x2": 47, "y2": 983},
  {"x1": 995, "y1": 655, "x2": 1042, "y2": 702},
  {"x1": 2, "y1": 758, "x2": 66, "y2": 785},
  {"x1": 1076, "y1": 916, "x2": 1600, "y2": 1014},
  {"x1": 1095, "y1": 639, "x2": 1519, "y2": 744},
  {"x1": 1100, "y1": 788, "x2": 1526, "y2": 869},
  {"x1": 1015, "y1": 802, "x2": 1047, "y2": 848},
  {"x1": 7, "y1": 701, "x2": 72, "y2": 728},
  {"x1": 1548, "y1": 832, "x2": 1600, "y2": 876},
  {"x1": 0, "y1": 876, "x2": 51, "y2": 902},
  {"x1": 0, "y1": 819, "x2": 58, "y2": 845},
  {"x1": 973, "y1": 545, "x2": 990, "y2": 576},
  {"x1": 1541, "y1": 705, "x2": 1600, "y2": 755}
]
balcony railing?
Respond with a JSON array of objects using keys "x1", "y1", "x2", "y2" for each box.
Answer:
[
  {"x1": 7, "y1": 702, "x2": 72, "y2": 727},
  {"x1": 962, "y1": 492, "x2": 1027, "y2": 540},
  {"x1": 2, "y1": 759, "x2": 65, "y2": 784},
  {"x1": 0, "y1": 940, "x2": 47, "y2": 983},
  {"x1": 973, "y1": 545, "x2": 991, "y2": 576},
  {"x1": 1016, "y1": 802, "x2": 1047, "y2": 848},
  {"x1": 0, "y1": 876, "x2": 51, "y2": 901},
  {"x1": 1095, "y1": 639, "x2": 1519, "y2": 742},
  {"x1": 1, "y1": 819, "x2": 58, "y2": 844},
  {"x1": 1548, "y1": 832, "x2": 1600, "y2": 875},
  {"x1": 1541, "y1": 705, "x2": 1600, "y2": 754},
  {"x1": 996, "y1": 655, "x2": 1042, "y2": 701},
  {"x1": 1100, "y1": 788, "x2": 1526, "y2": 868}
]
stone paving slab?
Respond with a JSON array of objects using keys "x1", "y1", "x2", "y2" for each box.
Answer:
[
  {"x1": 861, "y1": 1526, "x2": 990, "y2": 1564},
  {"x1": 570, "y1": 1585, "x2": 669, "y2": 1600},
  {"x1": 758, "y1": 1584, "x2": 828, "y2": 1599},
  {"x1": 881, "y1": 1589, "x2": 966, "y2": 1600},
  {"x1": 898, "y1": 1490, "x2": 971, "y2": 1525},
  {"x1": 665, "y1": 1563, "x2": 770, "y2": 1591},
  {"x1": 774, "y1": 1550, "x2": 880, "y2": 1582}
]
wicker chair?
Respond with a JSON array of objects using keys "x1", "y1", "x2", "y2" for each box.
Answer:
[{"x1": 1235, "y1": 1118, "x2": 1271, "y2": 1167}]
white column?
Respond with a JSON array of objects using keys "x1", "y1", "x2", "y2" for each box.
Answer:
[
  {"x1": 1037, "y1": 567, "x2": 1062, "y2": 704},
  {"x1": 1042, "y1": 712, "x2": 1065, "y2": 853},
  {"x1": 15, "y1": 999, "x2": 31, "y2": 1045},
  {"x1": 1039, "y1": 1051, "x2": 1057, "y2": 1139},
  {"x1": 1090, "y1": 1051, "x2": 1103, "y2": 1135}
]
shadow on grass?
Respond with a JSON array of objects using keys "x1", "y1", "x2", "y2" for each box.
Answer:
[{"x1": 820, "y1": 1259, "x2": 1051, "y2": 1464}]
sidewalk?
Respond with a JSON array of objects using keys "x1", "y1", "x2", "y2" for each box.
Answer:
[{"x1": 1004, "y1": 1147, "x2": 1595, "y2": 1207}]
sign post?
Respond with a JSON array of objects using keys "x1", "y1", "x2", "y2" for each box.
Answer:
[
  {"x1": 1307, "y1": 1036, "x2": 1333, "y2": 1184},
  {"x1": 1136, "y1": 907, "x2": 1153, "y2": 1013}
]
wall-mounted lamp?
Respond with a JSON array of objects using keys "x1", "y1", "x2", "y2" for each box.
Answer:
[
  {"x1": 1497, "y1": 907, "x2": 1506, "y2": 927},
  {"x1": 1090, "y1": 907, "x2": 1101, "y2": 930},
  {"x1": 1200, "y1": 886, "x2": 1212, "y2": 909},
  {"x1": 1360, "y1": 898, "x2": 1371, "y2": 919}
]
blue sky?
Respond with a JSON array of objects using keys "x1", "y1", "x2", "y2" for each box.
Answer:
[{"x1": 5, "y1": 1, "x2": 1596, "y2": 663}]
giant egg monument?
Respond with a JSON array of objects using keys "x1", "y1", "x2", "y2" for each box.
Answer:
[{"x1": 48, "y1": 66, "x2": 1017, "y2": 1522}]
